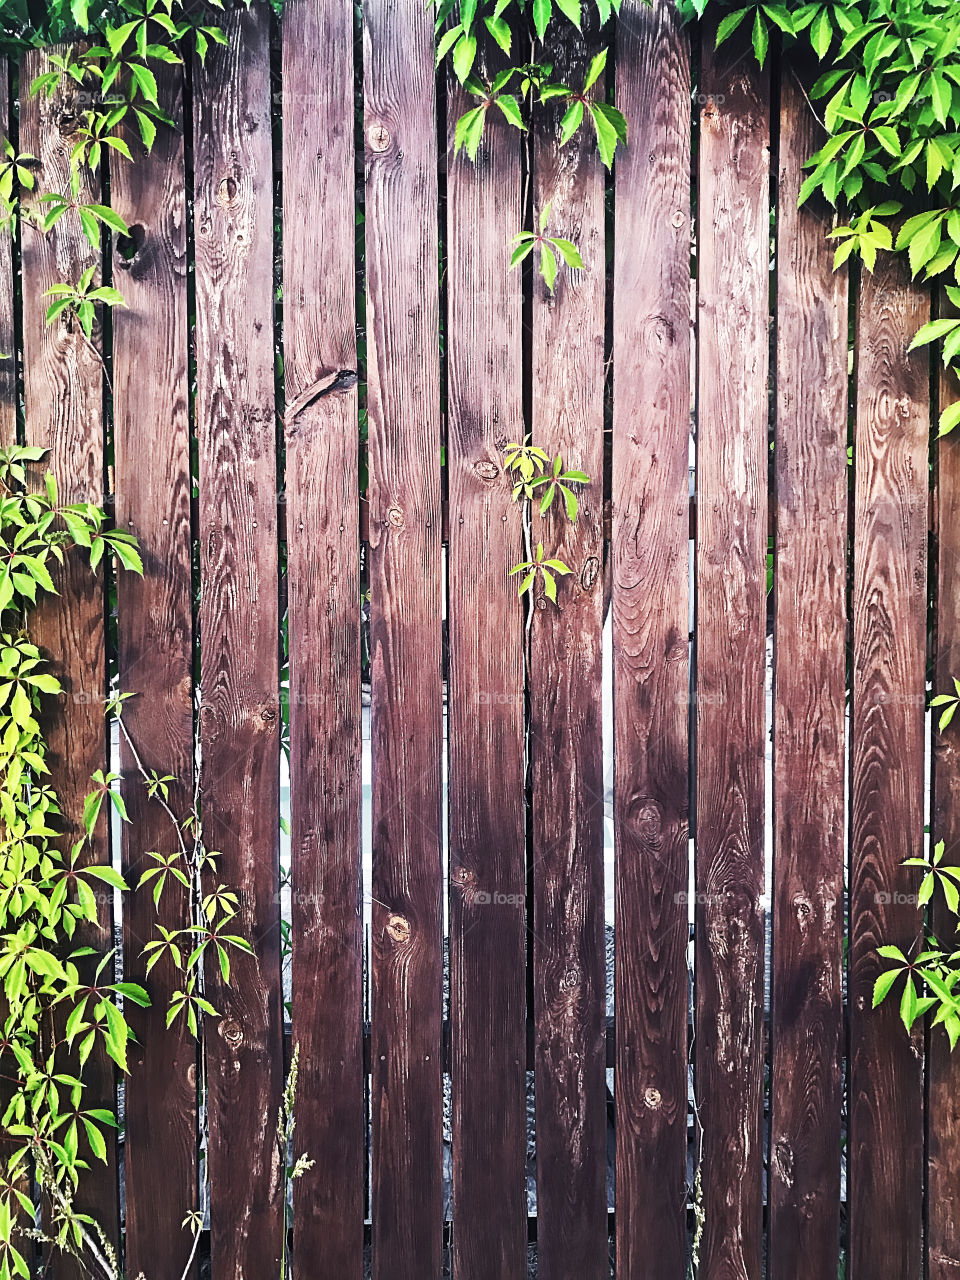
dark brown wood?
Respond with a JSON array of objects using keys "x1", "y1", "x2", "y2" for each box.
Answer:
[
  {"x1": 281, "y1": 0, "x2": 364, "y2": 1274},
  {"x1": 848, "y1": 257, "x2": 928, "y2": 1280},
  {"x1": 0, "y1": 58, "x2": 14, "y2": 448},
  {"x1": 694, "y1": 21, "x2": 769, "y2": 1279},
  {"x1": 20, "y1": 48, "x2": 120, "y2": 1270},
  {"x1": 612, "y1": 1, "x2": 690, "y2": 1275},
  {"x1": 446, "y1": 63, "x2": 527, "y2": 1280},
  {"x1": 191, "y1": 7, "x2": 284, "y2": 1275},
  {"x1": 930, "y1": 292, "x2": 960, "y2": 1280},
  {"x1": 362, "y1": 0, "x2": 443, "y2": 1273},
  {"x1": 530, "y1": 33, "x2": 607, "y2": 1280},
  {"x1": 767, "y1": 60, "x2": 847, "y2": 1280},
  {"x1": 0, "y1": 52, "x2": 24, "y2": 1263},
  {"x1": 111, "y1": 62, "x2": 197, "y2": 1280}
]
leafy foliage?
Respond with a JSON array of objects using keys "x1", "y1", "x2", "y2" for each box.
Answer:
[
  {"x1": 0, "y1": 445, "x2": 143, "y2": 1278},
  {"x1": 873, "y1": 840, "x2": 960, "y2": 1048},
  {"x1": 682, "y1": 0, "x2": 960, "y2": 434},
  {"x1": 437, "y1": 0, "x2": 627, "y2": 287},
  {"x1": 510, "y1": 199, "x2": 584, "y2": 292},
  {"x1": 504, "y1": 435, "x2": 589, "y2": 602}
]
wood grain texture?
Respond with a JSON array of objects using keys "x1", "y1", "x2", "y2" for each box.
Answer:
[
  {"x1": 362, "y1": 0, "x2": 444, "y2": 1273},
  {"x1": 192, "y1": 8, "x2": 284, "y2": 1275},
  {"x1": 930, "y1": 291, "x2": 960, "y2": 1280},
  {"x1": 767, "y1": 61, "x2": 847, "y2": 1280},
  {"x1": 694, "y1": 23, "x2": 769, "y2": 1280},
  {"x1": 611, "y1": 1, "x2": 690, "y2": 1275},
  {"x1": 446, "y1": 66, "x2": 527, "y2": 1280},
  {"x1": 20, "y1": 48, "x2": 119, "y2": 1270},
  {"x1": 0, "y1": 59, "x2": 14, "y2": 448},
  {"x1": 0, "y1": 53, "x2": 23, "y2": 1262},
  {"x1": 848, "y1": 257, "x2": 928, "y2": 1280},
  {"x1": 111, "y1": 62, "x2": 197, "y2": 1280},
  {"x1": 530, "y1": 33, "x2": 607, "y2": 1280},
  {"x1": 281, "y1": 0, "x2": 364, "y2": 1274}
]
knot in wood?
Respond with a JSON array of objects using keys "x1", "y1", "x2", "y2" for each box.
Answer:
[
  {"x1": 57, "y1": 112, "x2": 81, "y2": 138},
  {"x1": 643, "y1": 1087, "x2": 662, "y2": 1109},
  {"x1": 474, "y1": 460, "x2": 499, "y2": 482},
  {"x1": 386, "y1": 914, "x2": 410, "y2": 944},
  {"x1": 368, "y1": 123, "x2": 391, "y2": 152},
  {"x1": 561, "y1": 966, "x2": 580, "y2": 990},
  {"x1": 216, "y1": 176, "x2": 238, "y2": 207},
  {"x1": 671, "y1": 210, "x2": 685, "y2": 228},
  {"x1": 631, "y1": 798, "x2": 664, "y2": 845},
  {"x1": 580, "y1": 555, "x2": 600, "y2": 590},
  {"x1": 385, "y1": 506, "x2": 404, "y2": 529},
  {"x1": 219, "y1": 1018, "x2": 243, "y2": 1049}
]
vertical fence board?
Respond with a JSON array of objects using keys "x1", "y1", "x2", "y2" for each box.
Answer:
[
  {"x1": 281, "y1": 0, "x2": 364, "y2": 1273},
  {"x1": 192, "y1": 6, "x2": 284, "y2": 1275},
  {"x1": 530, "y1": 37, "x2": 607, "y2": 1280},
  {"x1": 768, "y1": 60, "x2": 847, "y2": 1280},
  {"x1": 362, "y1": 0, "x2": 443, "y2": 1273},
  {"x1": 112, "y1": 63, "x2": 197, "y2": 1279},
  {"x1": 20, "y1": 49, "x2": 119, "y2": 1269},
  {"x1": 848, "y1": 259, "x2": 928, "y2": 1280},
  {"x1": 446, "y1": 68, "x2": 527, "y2": 1280},
  {"x1": 694, "y1": 23, "x2": 769, "y2": 1279},
  {"x1": 612, "y1": 1, "x2": 690, "y2": 1274},
  {"x1": 0, "y1": 58, "x2": 13, "y2": 447},
  {"x1": 931, "y1": 298, "x2": 960, "y2": 1279},
  {"x1": 0, "y1": 52, "x2": 21, "y2": 1258}
]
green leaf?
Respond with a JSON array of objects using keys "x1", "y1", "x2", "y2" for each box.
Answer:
[
  {"x1": 483, "y1": 15, "x2": 510, "y2": 53},
  {"x1": 83, "y1": 1118, "x2": 106, "y2": 1163},
  {"x1": 554, "y1": 0, "x2": 581, "y2": 28},
  {"x1": 452, "y1": 32, "x2": 476, "y2": 83},
  {"x1": 588, "y1": 101, "x2": 625, "y2": 168},
  {"x1": 873, "y1": 967, "x2": 901, "y2": 1007},
  {"x1": 751, "y1": 9, "x2": 769, "y2": 67},
  {"x1": 583, "y1": 48, "x2": 607, "y2": 92},
  {"x1": 454, "y1": 106, "x2": 486, "y2": 160},
  {"x1": 549, "y1": 236, "x2": 583, "y2": 268},
  {"x1": 909, "y1": 317, "x2": 960, "y2": 350},
  {"x1": 540, "y1": 243, "x2": 558, "y2": 293},
  {"x1": 559, "y1": 99, "x2": 584, "y2": 145},
  {"x1": 435, "y1": 24, "x2": 463, "y2": 64},
  {"x1": 496, "y1": 94, "x2": 525, "y2": 130},
  {"x1": 810, "y1": 7, "x2": 832, "y2": 58},
  {"x1": 715, "y1": 6, "x2": 749, "y2": 46},
  {"x1": 533, "y1": 0, "x2": 552, "y2": 41},
  {"x1": 939, "y1": 399, "x2": 960, "y2": 437}
]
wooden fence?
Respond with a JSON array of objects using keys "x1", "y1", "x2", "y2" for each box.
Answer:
[{"x1": 2, "y1": 0, "x2": 956, "y2": 1275}]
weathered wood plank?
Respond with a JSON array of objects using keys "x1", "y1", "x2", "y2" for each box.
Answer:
[
  {"x1": 191, "y1": 7, "x2": 284, "y2": 1275},
  {"x1": 930, "y1": 294, "x2": 960, "y2": 1280},
  {"x1": 694, "y1": 21, "x2": 769, "y2": 1279},
  {"x1": 446, "y1": 64, "x2": 527, "y2": 1280},
  {"x1": 848, "y1": 257, "x2": 928, "y2": 1280},
  {"x1": 0, "y1": 52, "x2": 23, "y2": 1265},
  {"x1": 362, "y1": 0, "x2": 443, "y2": 1273},
  {"x1": 612, "y1": 1, "x2": 690, "y2": 1274},
  {"x1": 111, "y1": 62, "x2": 197, "y2": 1280},
  {"x1": 0, "y1": 58, "x2": 14, "y2": 448},
  {"x1": 20, "y1": 48, "x2": 119, "y2": 1270},
  {"x1": 281, "y1": 0, "x2": 364, "y2": 1274},
  {"x1": 767, "y1": 59, "x2": 847, "y2": 1280},
  {"x1": 530, "y1": 34, "x2": 607, "y2": 1280}
]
